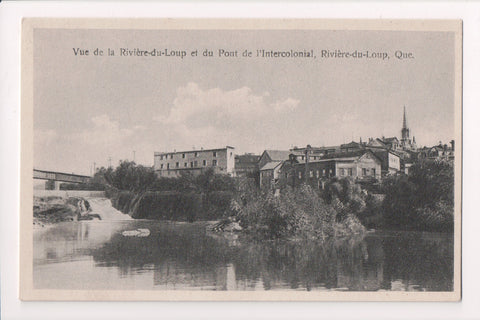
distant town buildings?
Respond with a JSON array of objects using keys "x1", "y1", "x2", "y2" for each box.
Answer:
[{"x1": 153, "y1": 107, "x2": 454, "y2": 189}]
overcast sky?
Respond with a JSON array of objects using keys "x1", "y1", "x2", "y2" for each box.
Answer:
[{"x1": 33, "y1": 28, "x2": 456, "y2": 175}]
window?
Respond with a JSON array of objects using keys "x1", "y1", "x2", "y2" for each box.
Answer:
[
  {"x1": 323, "y1": 169, "x2": 326, "y2": 176},
  {"x1": 160, "y1": 155, "x2": 163, "y2": 160},
  {"x1": 182, "y1": 153, "x2": 185, "y2": 158},
  {"x1": 348, "y1": 168, "x2": 353, "y2": 176},
  {"x1": 170, "y1": 154, "x2": 173, "y2": 159},
  {"x1": 309, "y1": 170, "x2": 313, "y2": 178},
  {"x1": 213, "y1": 151, "x2": 217, "y2": 157},
  {"x1": 329, "y1": 169, "x2": 333, "y2": 175},
  {"x1": 340, "y1": 168, "x2": 345, "y2": 176},
  {"x1": 316, "y1": 170, "x2": 319, "y2": 178},
  {"x1": 167, "y1": 163, "x2": 170, "y2": 169},
  {"x1": 194, "y1": 152, "x2": 198, "y2": 157},
  {"x1": 190, "y1": 162, "x2": 194, "y2": 168},
  {"x1": 301, "y1": 156, "x2": 305, "y2": 160},
  {"x1": 176, "y1": 162, "x2": 179, "y2": 168},
  {"x1": 160, "y1": 164, "x2": 164, "y2": 169},
  {"x1": 203, "y1": 160, "x2": 207, "y2": 166},
  {"x1": 362, "y1": 168, "x2": 367, "y2": 176},
  {"x1": 298, "y1": 171, "x2": 302, "y2": 179},
  {"x1": 372, "y1": 168, "x2": 376, "y2": 176},
  {"x1": 194, "y1": 161, "x2": 198, "y2": 167},
  {"x1": 212, "y1": 160, "x2": 217, "y2": 166},
  {"x1": 184, "y1": 162, "x2": 187, "y2": 167},
  {"x1": 230, "y1": 152, "x2": 233, "y2": 157}
]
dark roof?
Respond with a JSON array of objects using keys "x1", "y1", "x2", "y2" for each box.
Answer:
[
  {"x1": 370, "y1": 148, "x2": 401, "y2": 157},
  {"x1": 319, "y1": 150, "x2": 368, "y2": 160},
  {"x1": 263, "y1": 150, "x2": 298, "y2": 161},
  {"x1": 235, "y1": 154, "x2": 261, "y2": 163},
  {"x1": 383, "y1": 137, "x2": 399, "y2": 143},
  {"x1": 260, "y1": 161, "x2": 283, "y2": 171},
  {"x1": 340, "y1": 141, "x2": 363, "y2": 149},
  {"x1": 309, "y1": 150, "x2": 381, "y2": 163},
  {"x1": 367, "y1": 138, "x2": 387, "y2": 147},
  {"x1": 155, "y1": 146, "x2": 234, "y2": 155}
]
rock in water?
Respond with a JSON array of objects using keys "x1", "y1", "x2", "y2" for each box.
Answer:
[
  {"x1": 221, "y1": 222, "x2": 243, "y2": 232},
  {"x1": 137, "y1": 229, "x2": 150, "y2": 237},
  {"x1": 122, "y1": 228, "x2": 150, "y2": 237}
]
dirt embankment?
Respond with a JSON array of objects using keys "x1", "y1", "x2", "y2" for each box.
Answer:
[{"x1": 33, "y1": 196, "x2": 83, "y2": 227}]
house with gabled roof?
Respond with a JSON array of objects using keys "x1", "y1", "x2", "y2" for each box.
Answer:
[
  {"x1": 258, "y1": 150, "x2": 294, "y2": 170},
  {"x1": 259, "y1": 161, "x2": 284, "y2": 189}
]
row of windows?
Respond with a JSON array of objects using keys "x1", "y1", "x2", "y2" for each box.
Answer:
[
  {"x1": 160, "y1": 160, "x2": 218, "y2": 169},
  {"x1": 339, "y1": 168, "x2": 376, "y2": 176},
  {"x1": 297, "y1": 167, "x2": 377, "y2": 179},
  {"x1": 298, "y1": 168, "x2": 333, "y2": 179},
  {"x1": 158, "y1": 150, "x2": 236, "y2": 161},
  {"x1": 158, "y1": 151, "x2": 220, "y2": 160},
  {"x1": 299, "y1": 155, "x2": 321, "y2": 161}
]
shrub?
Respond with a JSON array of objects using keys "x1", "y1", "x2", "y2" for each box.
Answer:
[{"x1": 236, "y1": 184, "x2": 363, "y2": 240}]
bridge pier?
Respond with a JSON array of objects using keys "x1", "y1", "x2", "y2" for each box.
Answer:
[{"x1": 45, "y1": 180, "x2": 60, "y2": 190}]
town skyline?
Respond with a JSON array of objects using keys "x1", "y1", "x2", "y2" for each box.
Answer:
[{"x1": 33, "y1": 29, "x2": 455, "y2": 175}]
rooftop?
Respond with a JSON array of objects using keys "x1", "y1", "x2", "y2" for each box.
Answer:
[
  {"x1": 260, "y1": 161, "x2": 283, "y2": 171},
  {"x1": 155, "y1": 146, "x2": 235, "y2": 155}
]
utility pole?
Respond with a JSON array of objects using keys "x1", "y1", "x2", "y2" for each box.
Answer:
[
  {"x1": 133, "y1": 150, "x2": 136, "y2": 163},
  {"x1": 304, "y1": 144, "x2": 311, "y2": 185},
  {"x1": 93, "y1": 162, "x2": 96, "y2": 175}
]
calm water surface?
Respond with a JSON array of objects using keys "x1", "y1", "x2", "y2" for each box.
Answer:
[{"x1": 33, "y1": 219, "x2": 453, "y2": 291}]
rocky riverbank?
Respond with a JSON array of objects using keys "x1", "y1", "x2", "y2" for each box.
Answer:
[
  {"x1": 33, "y1": 196, "x2": 101, "y2": 227},
  {"x1": 33, "y1": 196, "x2": 76, "y2": 227}
]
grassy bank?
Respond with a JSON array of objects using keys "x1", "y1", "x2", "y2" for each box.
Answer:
[{"x1": 108, "y1": 190, "x2": 233, "y2": 221}]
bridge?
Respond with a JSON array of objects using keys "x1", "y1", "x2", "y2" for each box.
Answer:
[{"x1": 34, "y1": 169, "x2": 92, "y2": 190}]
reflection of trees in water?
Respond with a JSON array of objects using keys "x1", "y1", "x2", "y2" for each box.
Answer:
[
  {"x1": 380, "y1": 232, "x2": 454, "y2": 291},
  {"x1": 91, "y1": 223, "x2": 235, "y2": 286},
  {"x1": 231, "y1": 235, "x2": 382, "y2": 291},
  {"x1": 90, "y1": 224, "x2": 453, "y2": 291}
]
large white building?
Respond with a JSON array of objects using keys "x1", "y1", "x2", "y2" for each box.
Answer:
[{"x1": 154, "y1": 146, "x2": 235, "y2": 177}]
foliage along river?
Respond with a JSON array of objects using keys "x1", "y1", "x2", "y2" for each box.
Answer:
[{"x1": 33, "y1": 198, "x2": 454, "y2": 291}]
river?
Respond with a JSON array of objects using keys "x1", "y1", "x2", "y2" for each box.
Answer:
[{"x1": 33, "y1": 198, "x2": 454, "y2": 291}]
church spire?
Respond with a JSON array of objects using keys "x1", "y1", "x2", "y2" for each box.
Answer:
[{"x1": 401, "y1": 105, "x2": 410, "y2": 144}]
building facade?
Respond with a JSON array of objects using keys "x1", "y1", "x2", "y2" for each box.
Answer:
[
  {"x1": 292, "y1": 150, "x2": 382, "y2": 187},
  {"x1": 154, "y1": 146, "x2": 235, "y2": 177},
  {"x1": 234, "y1": 153, "x2": 261, "y2": 177},
  {"x1": 260, "y1": 150, "x2": 382, "y2": 190}
]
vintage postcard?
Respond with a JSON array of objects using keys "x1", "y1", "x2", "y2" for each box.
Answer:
[{"x1": 20, "y1": 18, "x2": 462, "y2": 301}]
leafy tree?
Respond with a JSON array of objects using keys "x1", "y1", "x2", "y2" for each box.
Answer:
[
  {"x1": 107, "y1": 161, "x2": 156, "y2": 192},
  {"x1": 382, "y1": 160, "x2": 454, "y2": 232}
]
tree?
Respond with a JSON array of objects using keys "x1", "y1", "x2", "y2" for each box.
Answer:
[
  {"x1": 382, "y1": 160, "x2": 454, "y2": 232},
  {"x1": 107, "y1": 161, "x2": 156, "y2": 192}
]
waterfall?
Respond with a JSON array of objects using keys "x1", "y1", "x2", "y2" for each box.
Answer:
[{"x1": 86, "y1": 198, "x2": 132, "y2": 221}]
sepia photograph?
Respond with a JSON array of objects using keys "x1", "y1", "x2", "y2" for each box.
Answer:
[{"x1": 19, "y1": 18, "x2": 462, "y2": 301}]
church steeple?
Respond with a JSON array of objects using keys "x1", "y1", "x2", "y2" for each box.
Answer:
[{"x1": 401, "y1": 106, "x2": 410, "y2": 141}]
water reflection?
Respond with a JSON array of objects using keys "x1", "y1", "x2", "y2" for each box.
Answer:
[{"x1": 33, "y1": 221, "x2": 453, "y2": 291}]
